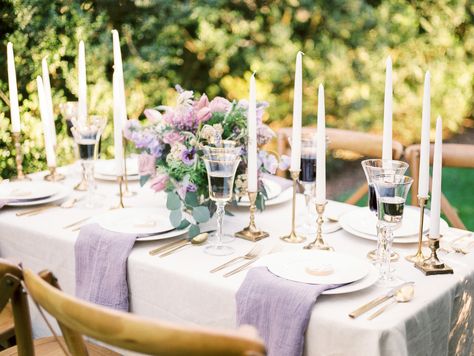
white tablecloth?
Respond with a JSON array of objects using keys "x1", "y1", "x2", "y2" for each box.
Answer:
[{"x1": 0, "y1": 165, "x2": 473, "y2": 356}]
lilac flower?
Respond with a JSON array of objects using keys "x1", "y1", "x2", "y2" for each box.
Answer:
[
  {"x1": 181, "y1": 147, "x2": 196, "y2": 166},
  {"x1": 258, "y1": 151, "x2": 278, "y2": 174},
  {"x1": 176, "y1": 175, "x2": 195, "y2": 199},
  {"x1": 124, "y1": 119, "x2": 141, "y2": 141},
  {"x1": 279, "y1": 155, "x2": 291, "y2": 171},
  {"x1": 149, "y1": 139, "x2": 164, "y2": 157},
  {"x1": 209, "y1": 97, "x2": 231, "y2": 113},
  {"x1": 257, "y1": 124, "x2": 275, "y2": 145}
]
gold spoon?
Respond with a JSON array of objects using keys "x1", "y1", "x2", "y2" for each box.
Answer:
[
  {"x1": 368, "y1": 283, "x2": 415, "y2": 320},
  {"x1": 159, "y1": 233, "x2": 208, "y2": 257}
]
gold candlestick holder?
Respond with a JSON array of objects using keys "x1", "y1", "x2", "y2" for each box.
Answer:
[
  {"x1": 44, "y1": 166, "x2": 65, "y2": 182},
  {"x1": 281, "y1": 169, "x2": 305, "y2": 243},
  {"x1": 11, "y1": 132, "x2": 30, "y2": 181},
  {"x1": 116, "y1": 176, "x2": 125, "y2": 209},
  {"x1": 235, "y1": 191, "x2": 269, "y2": 242},
  {"x1": 415, "y1": 235, "x2": 453, "y2": 275},
  {"x1": 304, "y1": 201, "x2": 334, "y2": 250},
  {"x1": 405, "y1": 195, "x2": 429, "y2": 263}
]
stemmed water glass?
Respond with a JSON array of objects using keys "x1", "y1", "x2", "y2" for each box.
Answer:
[
  {"x1": 59, "y1": 101, "x2": 79, "y2": 138},
  {"x1": 361, "y1": 159, "x2": 408, "y2": 261},
  {"x1": 203, "y1": 146, "x2": 241, "y2": 256},
  {"x1": 372, "y1": 174, "x2": 413, "y2": 285},
  {"x1": 71, "y1": 115, "x2": 106, "y2": 208}
]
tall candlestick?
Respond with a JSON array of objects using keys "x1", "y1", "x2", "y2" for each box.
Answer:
[
  {"x1": 7, "y1": 42, "x2": 21, "y2": 133},
  {"x1": 112, "y1": 30, "x2": 128, "y2": 128},
  {"x1": 113, "y1": 72, "x2": 125, "y2": 176},
  {"x1": 247, "y1": 72, "x2": 257, "y2": 192},
  {"x1": 37, "y1": 76, "x2": 56, "y2": 168},
  {"x1": 315, "y1": 84, "x2": 326, "y2": 204},
  {"x1": 382, "y1": 56, "x2": 393, "y2": 160},
  {"x1": 42, "y1": 57, "x2": 57, "y2": 146},
  {"x1": 290, "y1": 51, "x2": 303, "y2": 171},
  {"x1": 429, "y1": 116, "x2": 442, "y2": 238},
  {"x1": 78, "y1": 40, "x2": 87, "y2": 122},
  {"x1": 418, "y1": 71, "x2": 431, "y2": 198}
]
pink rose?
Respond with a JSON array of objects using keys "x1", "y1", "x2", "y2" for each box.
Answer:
[
  {"x1": 196, "y1": 107, "x2": 212, "y2": 122},
  {"x1": 144, "y1": 109, "x2": 162, "y2": 123},
  {"x1": 163, "y1": 131, "x2": 185, "y2": 145},
  {"x1": 149, "y1": 174, "x2": 169, "y2": 192},
  {"x1": 138, "y1": 154, "x2": 156, "y2": 176},
  {"x1": 194, "y1": 94, "x2": 209, "y2": 111},
  {"x1": 209, "y1": 97, "x2": 231, "y2": 113}
]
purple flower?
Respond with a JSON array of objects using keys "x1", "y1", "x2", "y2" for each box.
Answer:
[
  {"x1": 181, "y1": 147, "x2": 196, "y2": 166},
  {"x1": 138, "y1": 154, "x2": 156, "y2": 176},
  {"x1": 187, "y1": 182, "x2": 197, "y2": 192},
  {"x1": 163, "y1": 131, "x2": 185, "y2": 145},
  {"x1": 149, "y1": 139, "x2": 164, "y2": 157},
  {"x1": 257, "y1": 124, "x2": 275, "y2": 145},
  {"x1": 209, "y1": 97, "x2": 231, "y2": 113},
  {"x1": 150, "y1": 174, "x2": 169, "y2": 192},
  {"x1": 279, "y1": 155, "x2": 291, "y2": 171},
  {"x1": 176, "y1": 175, "x2": 196, "y2": 199},
  {"x1": 258, "y1": 151, "x2": 278, "y2": 174},
  {"x1": 144, "y1": 109, "x2": 162, "y2": 123},
  {"x1": 196, "y1": 107, "x2": 212, "y2": 122},
  {"x1": 124, "y1": 119, "x2": 141, "y2": 141}
]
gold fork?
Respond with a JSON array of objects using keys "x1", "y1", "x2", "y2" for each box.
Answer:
[
  {"x1": 210, "y1": 244, "x2": 263, "y2": 273},
  {"x1": 223, "y1": 244, "x2": 283, "y2": 278}
]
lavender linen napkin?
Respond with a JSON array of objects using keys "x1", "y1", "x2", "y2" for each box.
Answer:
[
  {"x1": 236, "y1": 267, "x2": 340, "y2": 356},
  {"x1": 75, "y1": 223, "x2": 136, "y2": 311},
  {"x1": 0, "y1": 201, "x2": 8, "y2": 209}
]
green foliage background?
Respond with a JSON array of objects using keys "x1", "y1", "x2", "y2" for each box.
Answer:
[{"x1": 1, "y1": 0, "x2": 473, "y2": 178}]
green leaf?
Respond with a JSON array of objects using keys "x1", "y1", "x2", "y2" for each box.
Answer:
[
  {"x1": 169, "y1": 210, "x2": 182, "y2": 228},
  {"x1": 177, "y1": 219, "x2": 191, "y2": 230},
  {"x1": 166, "y1": 192, "x2": 181, "y2": 210},
  {"x1": 139, "y1": 175, "x2": 150, "y2": 187},
  {"x1": 225, "y1": 209, "x2": 234, "y2": 216},
  {"x1": 185, "y1": 191, "x2": 199, "y2": 207},
  {"x1": 188, "y1": 224, "x2": 200, "y2": 238},
  {"x1": 192, "y1": 206, "x2": 210, "y2": 223},
  {"x1": 256, "y1": 193, "x2": 265, "y2": 211}
]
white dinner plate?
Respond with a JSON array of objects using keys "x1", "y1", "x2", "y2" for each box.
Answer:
[
  {"x1": 237, "y1": 186, "x2": 292, "y2": 207},
  {"x1": 339, "y1": 209, "x2": 449, "y2": 244},
  {"x1": 5, "y1": 185, "x2": 70, "y2": 207},
  {"x1": 0, "y1": 181, "x2": 61, "y2": 201},
  {"x1": 96, "y1": 207, "x2": 174, "y2": 235},
  {"x1": 95, "y1": 158, "x2": 139, "y2": 177},
  {"x1": 136, "y1": 226, "x2": 190, "y2": 241},
  {"x1": 344, "y1": 206, "x2": 429, "y2": 238},
  {"x1": 322, "y1": 263, "x2": 378, "y2": 295},
  {"x1": 94, "y1": 172, "x2": 140, "y2": 182},
  {"x1": 238, "y1": 179, "x2": 282, "y2": 204},
  {"x1": 264, "y1": 250, "x2": 370, "y2": 285}
]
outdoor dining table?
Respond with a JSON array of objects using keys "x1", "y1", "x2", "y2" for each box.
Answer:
[{"x1": 0, "y1": 165, "x2": 473, "y2": 356}]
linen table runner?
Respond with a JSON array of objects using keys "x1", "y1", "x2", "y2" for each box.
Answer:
[
  {"x1": 75, "y1": 223, "x2": 136, "y2": 311},
  {"x1": 236, "y1": 266, "x2": 340, "y2": 356}
]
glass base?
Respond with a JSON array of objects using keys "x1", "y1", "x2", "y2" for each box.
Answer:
[
  {"x1": 204, "y1": 245, "x2": 234, "y2": 256},
  {"x1": 375, "y1": 274, "x2": 404, "y2": 288},
  {"x1": 209, "y1": 232, "x2": 235, "y2": 244}
]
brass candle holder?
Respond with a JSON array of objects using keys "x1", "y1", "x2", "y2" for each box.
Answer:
[
  {"x1": 304, "y1": 201, "x2": 334, "y2": 250},
  {"x1": 405, "y1": 195, "x2": 429, "y2": 263},
  {"x1": 11, "y1": 132, "x2": 30, "y2": 181},
  {"x1": 415, "y1": 234, "x2": 453, "y2": 275},
  {"x1": 116, "y1": 176, "x2": 125, "y2": 209},
  {"x1": 281, "y1": 169, "x2": 305, "y2": 243},
  {"x1": 235, "y1": 191, "x2": 269, "y2": 242},
  {"x1": 44, "y1": 166, "x2": 65, "y2": 182}
]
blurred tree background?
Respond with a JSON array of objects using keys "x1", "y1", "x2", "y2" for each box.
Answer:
[{"x1": 1, "y1": 0, "x2": 474, "y2": 178}]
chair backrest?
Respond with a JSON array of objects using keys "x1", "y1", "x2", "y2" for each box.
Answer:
[
  {"x1": 276, "y1": 127, "x2": 404, "y2": 160},
  {"x1": 0, "y1": 259, "x2": 33, "y2": 356},
  {"x1": 405, "y1": 143, "x2": 474, "y2": 229},
  {"x1": 22, "y1": 268, "x2": 266, "y2": 356}
]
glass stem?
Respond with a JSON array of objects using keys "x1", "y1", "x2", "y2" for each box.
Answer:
[
  {"x1": 379, "y1": 224, "x2": 394, "y2": 281},
  {"x1": 83, "y1": 160, "x2": 95, "y2": 207},
  {"x1": 215, "y1": 201, "x2": 225, "y2": 248}
]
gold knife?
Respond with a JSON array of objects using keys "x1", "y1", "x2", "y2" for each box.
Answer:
[
  {"x1": 348, "y1": 282, "x2": 413, "y2": 318},
  {"x1": 149, "y1": 239, "x2": 187, "y2": 256}
]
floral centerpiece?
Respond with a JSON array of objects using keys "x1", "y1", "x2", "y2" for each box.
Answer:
[{"x1": 125, "y1": 86, "x2": 287, "y2": 237}]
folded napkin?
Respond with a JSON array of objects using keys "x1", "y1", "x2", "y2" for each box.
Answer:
[
  {"x1": 236, "y1": 267, "x2": 340, "y2": 356},
  {"x1": 75, "y1": 223, "x2": 136, "y2": 311},
  {"x1": 0, "y1": 200, "x2": 8, "y2": 209},
  {"x1": 263, "y1": 173, "x2": 293, "y2": 191}
]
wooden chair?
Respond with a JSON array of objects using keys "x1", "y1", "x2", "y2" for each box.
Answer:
[
  {"x1": 14, "y1": 265, "x2": 265, "y2": 356},
  {"x1": 0, "y1": 305, "x2": 15, "y2": 350},
  {"x1": 276, "y1": 127, "x2": 405, "y2": 204},
  {"x1": 405, "y1": 143, "x2": 474, "y2": 230}
]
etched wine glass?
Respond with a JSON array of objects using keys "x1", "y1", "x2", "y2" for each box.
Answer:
[
  {"x1": 71, "y1": 115, "x2": 106, "y2": 208},
  {"x1": 372, "y1": 174, "x2": 413, "y2": 285},
  {"x1": 203, "y1": 146, "x2": 240, "y2": 256},
  {"x1": 361, "y1": 159, "x2": 408, "y2": 262}
]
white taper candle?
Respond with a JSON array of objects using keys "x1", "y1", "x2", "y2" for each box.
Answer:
[
  {"x1": 112, "y1": 30, "x2": 128, "y2": 128},
  {"x1": 78, "y1": 40, "x2": 87, "y2": 122},
  {"x1": 382, "y1": 56, "x2": 393, "y2": 160},
  {"x1": 315, "y1": 84, "x2": 326, "y2": 204},
  {"x1": 42, "y1": 57, "x2": 57, "y2": 146},
  {"x1": 247, "y1": 72, "x2": 257, "y2": 192},
  {"x1": 7, "y1": 42, "x2": 21, "y2": 133},
  {"x1": 429, "y1": 116, "x2": 443, "y2": 238},
  {"x1": 290, "y1": 51, "x2": 303, "y2": 171},
  {"x1": 113, "y1": 71, "x2": 125, "y2": 176},
  {"x1": 37, "y1": 76, "x2": 56, "y2": 167},
  {"x1": 418, "y1": 71, "x2": 431, "y2": 198}
]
